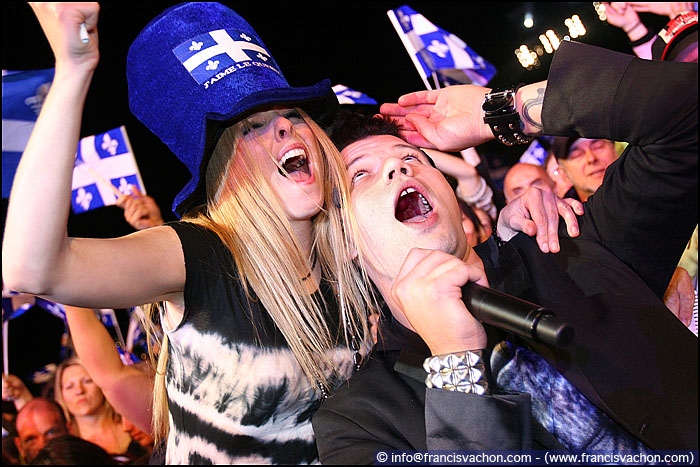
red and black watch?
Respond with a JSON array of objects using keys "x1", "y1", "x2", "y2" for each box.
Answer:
[{"x1": 482, "y1": 87, "x2": 533, "y2": 146}]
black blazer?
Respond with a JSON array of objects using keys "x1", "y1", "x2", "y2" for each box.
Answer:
[{"x1": 476, "y1": 40, "x2": 698, "y2": 450}]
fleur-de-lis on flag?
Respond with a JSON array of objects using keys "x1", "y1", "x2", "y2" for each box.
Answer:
[
  {"x1": 240, "y1": 33, "x2": 251, "y2": 41},
  {"x1": 189, "y1": 41, "x2": 203, "y2": 51},
  {"x1": 256, "y1": 53, "x2": 268, "y2": 61},
  {"x1": 205, "y1": 60, "x2": 219, "y2": 71},
  {"x1": 101, "y1": 133, "x2": 119, "y2": 155},
  {"x1": 76, "y1": 187, "x2": 93, "y2": 211},
  {"x1": 427, "y1": 40, "x2": 449, "y2": 58},
  {"x1": 118, "y1": 177, "x2": 133, "y2": 195}
]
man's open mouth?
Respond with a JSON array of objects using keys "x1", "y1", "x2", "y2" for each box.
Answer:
[
  {"x1": 395, "y1": 187, "x2": 433, "y2": 222},
  {"x1": 279, "y1": 147, "x2": 310, "y2": 177}
]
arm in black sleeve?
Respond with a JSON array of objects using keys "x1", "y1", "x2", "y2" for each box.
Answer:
[{"x1": 542, "y1": 41, "x2": 698, "y2": 297}]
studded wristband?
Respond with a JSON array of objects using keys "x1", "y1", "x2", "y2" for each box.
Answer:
[
  {"x1": 423, "y1": 350, "x2": 489, "y2": 395},
  {"x1": 482, "y1": 87, "x2": 533, "y2": 146}
]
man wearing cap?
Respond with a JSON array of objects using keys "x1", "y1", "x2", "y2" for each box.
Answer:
[{"x1": 550, "y1": 137, "x2": 618, "y2": 202}]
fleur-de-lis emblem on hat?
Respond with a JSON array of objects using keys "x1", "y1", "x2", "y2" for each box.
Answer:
[
  {"x1": 427, "y1": 39, "x2": 449, "y2": 58},
  {"x1": 189, "y1": 41, "x2": 203, "y2": 51},
  {"x1": 101, "y1": 134, "x2": 119, "y2": 156},
  {"x1": 240, "y1": 33, "x2": 251, "y2": 41},
  {"x1": 205, "y1": 60, "x2": 219, "y2": 71},
  {"x1": 256, "y1": 53, "x2": 268, "y2": 61},
  {"x1": 76, "y1": 187, "x2": 93, "y2": 211}
]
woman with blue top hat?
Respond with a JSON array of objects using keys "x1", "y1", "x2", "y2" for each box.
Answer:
[{"x1": 4, "y1": 2, "x2": 372, "y2": 464}]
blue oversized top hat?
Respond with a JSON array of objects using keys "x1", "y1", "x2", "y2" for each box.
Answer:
[{"x1": 127, "y1": 2, "x2": 338, "y2": 217}]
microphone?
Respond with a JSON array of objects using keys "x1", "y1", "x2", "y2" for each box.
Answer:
[{"x1": 462, "y1": 282, "x2": 574, "y2": 348}]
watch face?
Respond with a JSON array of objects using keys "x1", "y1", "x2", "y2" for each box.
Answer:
[{"x1": 483, "y1": 92, "x2": 513, "y2": 113}]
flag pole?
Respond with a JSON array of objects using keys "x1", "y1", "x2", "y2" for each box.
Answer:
[
  {"x1": 387, "y1": 9, "x2": 433, "y2": 91},
  {"x1": 3, "y1": 321, "x2": 9, "y2": 375},
  {"x1": 84, "y1": 165, "x2": 124, "y2": 198}
]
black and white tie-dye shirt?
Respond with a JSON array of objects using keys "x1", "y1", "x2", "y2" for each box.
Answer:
[{"x1": 164, "y1": 222, "x2": 354, "y2": 464}]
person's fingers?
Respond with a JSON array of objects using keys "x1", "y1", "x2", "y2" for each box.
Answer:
[
  {"x1": 397, "y1": 89, "x2": 437, "y2": 107},
  {"x1": 558, "y1": 198, "x2": 581, "y2": 238},
  {"x1": 130, "y1": 184, "x2": 143, "y2": 198}
]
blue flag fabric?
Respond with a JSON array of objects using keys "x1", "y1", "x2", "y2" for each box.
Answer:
[
  {"x1": 2, "y1": 69, "x2": 55, "y2": 198},
  {"x1": 1, "y1": 290, "x2": 66, "y2": 323},
  {"x1": 332, "y1": 84, "x2": 378, "y2": 105},
  {"x1": 519, "y1": 139, "x2": 549, "y2": 166},
  {"x1": 388, "y1": 5, "x2": 496, "y2": 88},
  {"x1": 71, "y1": 126, "x2": 146, "y2": 214}
]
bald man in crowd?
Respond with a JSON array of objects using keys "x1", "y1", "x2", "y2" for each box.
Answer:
[
  {"x1": 13, "y1": 397, "x2": 69, "y2": 463},
  {"x1": 503, "y1": 162, "x2": 555, "y2": 203}
]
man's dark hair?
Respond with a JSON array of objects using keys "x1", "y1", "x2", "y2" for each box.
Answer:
[
  {"x1": 328, "y1": 110, "x2": 436, "y2": 167},
  {"x1": 328, "y1": 110, "x2": 403, "y2": 152},
  {"x1": 30, "y1": 435, "x2": 118, "y2": 465}
]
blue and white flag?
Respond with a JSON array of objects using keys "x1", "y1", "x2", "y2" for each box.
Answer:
[
  {"x1": 1, "y1": 287, "x2": 66, "y2": 323},
  {"x1": 519, "y1": 139, "x2": 548, "y2": 166},
  {"x1": 71, "y1": 126, "x2": 146, "y2": 214},
  {"x1": 387, "y1": 6, "x2": 496, "y2": 89},
  {"x1": 172, "y1": 28, "x2": 277, "y2": 89},
  {"x1": 2, "y1": 68, "x2": 55, "y2": 198},
  {"x1": 332, "y1": 84, "x2": 378, "y2": 105},
  {"x1": 97, "y1": 308, "x2": 126, "y2": 348}
]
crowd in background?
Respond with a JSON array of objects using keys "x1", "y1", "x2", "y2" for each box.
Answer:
[{"x1": 1, "y1": 2, "x2": 697, "y2": 464}]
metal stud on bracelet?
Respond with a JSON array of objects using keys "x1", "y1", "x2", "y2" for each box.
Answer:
[
  {"x1": 483, "y1": 87, "x2": 533, "y2": 146},
  {"x1": 423, "y1": 350, "x2": 489, "y2": 394}
]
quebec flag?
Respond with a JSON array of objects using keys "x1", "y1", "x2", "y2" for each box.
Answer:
[
  {"x1": 2, "y1": 286, "x2": 66, "y2": 323},
  {"x1": 387, "y1": 6, "x2": 496, "y2": 89},
  {"x1": 71, "y1": 126, "x2": 146, "y2": 214},
  {"x1": 2, "y1": 68, "x2": 55, "y2": 198},
  {"x1": 332, "y1": 84, "x2": 378, "y2": 105},
  {"x1": 172, "y1": 28, "x2": 275, "y2": 86}
]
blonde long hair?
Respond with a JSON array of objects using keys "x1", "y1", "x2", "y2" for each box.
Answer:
[
  {"x1": 144, "y1": 109, "x2": 377, "y2": 442},
  {"x1": 54, "y1": 356, "x2": 119, "y2": 437}
]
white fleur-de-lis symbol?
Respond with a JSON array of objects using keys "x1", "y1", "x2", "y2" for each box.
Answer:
[
  {"x1": 189, "y1": 41, "x2": 203, "y2": 51},
  {"x1": 345, "y1": 91, "x2": 362, "y2": 98},
  {"x1": 427, "y1": 39, "x2": 449, "y2": 58},
  {"x1": 205, "y1": 60, "x2": 219, "y2": 71},
  {"x1": 101, "y1": 134, "x2": 119, "y2": 155},
  {"x1": 118, "y1": 178, "x2": 133, "y2": 195},
  {"x1": 240, "y1": 33, "x2": 251, "y2": 41},
  {"x1": 76, "y1": 187, "x2": 93, "y2": 211},
  {"x1": 398, "y1": 11, "x2": 411, "y2": 30},
  {"x1": 256, "y1": 53, "x2": 268, "y2": 61}
]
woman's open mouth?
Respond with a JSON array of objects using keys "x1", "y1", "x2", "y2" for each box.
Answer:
[{"x1": 278, "y1": 147, "x2": 310, "y2": 178}]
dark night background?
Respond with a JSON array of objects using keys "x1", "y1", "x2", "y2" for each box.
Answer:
[{"x1": 1, "y1": 2, "x2": 669, "y2": 390}]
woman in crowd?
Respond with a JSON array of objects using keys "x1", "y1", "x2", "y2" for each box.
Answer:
[
  {"x1": 54, "y1": 357, "x2": 149, "y2": 463},
  {"x1": 3, "y1": 3, "x2": 369, "y2": 464}
]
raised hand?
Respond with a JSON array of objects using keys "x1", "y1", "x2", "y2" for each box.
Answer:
[
  {"x1": 380, "y1": 85, "x2": 495, "y2": 152},
  {"x1": 29, "y1": 2, "x2": 100, "y2": 73}
]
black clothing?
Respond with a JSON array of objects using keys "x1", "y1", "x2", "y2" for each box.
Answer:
[
  {"x1": 313, "y1": 315, "x2": 564, "y2": 464},
  {"x1": 479, "y1": 41, "x2": 698, "y2": 450},
  {"x1": 313, "y1": 40, "x2": 697, "y2": 462}
]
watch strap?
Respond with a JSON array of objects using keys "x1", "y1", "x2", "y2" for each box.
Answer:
[{"x1": 483, "y1": 87, "x2": 533, "y2": 146}]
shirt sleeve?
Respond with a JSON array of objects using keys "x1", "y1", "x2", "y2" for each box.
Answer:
[{"x1": 542, "y1": 41, "x2": 698, "y2": 298}]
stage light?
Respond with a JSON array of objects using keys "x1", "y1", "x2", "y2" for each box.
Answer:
[
  {"x1": 539, "y1": 34, "x2": 554, "y2": 54},
  {"x1": 546, "y1": 29, "x2": 560, "y2": 50},
  {"x1": 524, "y1": 12, "x2": 534, "y2": 28}
]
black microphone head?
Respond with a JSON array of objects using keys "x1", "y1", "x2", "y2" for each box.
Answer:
[{"x1": 534, "y1": 313, "x2": 575, "y2": 347}]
